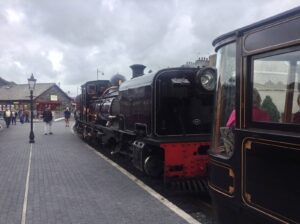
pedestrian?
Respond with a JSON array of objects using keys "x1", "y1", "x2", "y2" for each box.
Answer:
[
  {"x1": 42, "y1": 107, "x2": 53, "y2": 135},
  {"x1": 19, "y1": 109, "x2": 24, "y2": 124},
  {"x1": 3, "y1": 108, "x2": 12, "y2": 128},
  {"x1": 24, "y1": 110, "x2": 29, "y2": 123},
  {"x1": 11, "y1": 109, "x2": 17, "y2": 125},
  {"x1": 64, "y1": 107, "x2": 71, "y2": 127},
  {"x1": 14, "y1": 110, "x2": 18, "y2": 124}
]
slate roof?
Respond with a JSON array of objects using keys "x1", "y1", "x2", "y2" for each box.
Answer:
[{"x1": 0, "y1": 83, "x2": 55, "y2": 101}]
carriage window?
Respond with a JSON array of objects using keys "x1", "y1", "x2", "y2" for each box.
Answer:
[
  {"x1": 253, "y1": 50, "x2": 300, "y2": 123},
  {"x1": 211, "y1": 42, "x2": 236, "y2": 158}
]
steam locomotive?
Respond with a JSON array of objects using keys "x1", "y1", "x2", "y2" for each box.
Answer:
[{"x1": 75, "y1": 64, "x2": 216, "y2": 191}]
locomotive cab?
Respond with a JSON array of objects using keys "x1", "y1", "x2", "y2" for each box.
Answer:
[
  {"x1": 155, "y1": 68, "x2": 215, "y2": 136},
  {"x1": 80, "y1": 80, "x2": 111, "y2": 123},
  {"x1": 209, "y1": 7, "x2": 300, "y2": 224},
  {"x1": 77, "y1": 80, "x2": 111, "y2": 140}
]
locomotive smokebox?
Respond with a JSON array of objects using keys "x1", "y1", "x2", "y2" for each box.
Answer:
[{"x1": 130, "y1": 64, "x2": 146, "y2": 79}]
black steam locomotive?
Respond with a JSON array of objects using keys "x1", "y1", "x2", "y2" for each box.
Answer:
[{"x1": 75, "y1": 64, "x2": 216, "y2": 190}]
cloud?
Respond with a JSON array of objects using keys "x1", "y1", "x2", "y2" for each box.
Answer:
[
  {"x1": 47, "y1": 49, "x2": 64, "y2": 72},
  {"x1": 5, "y1": 8, "x2": 24, "y2": 24},
  {"x1": 0, "y1": 0, "x2": 299, "y2": 96}
]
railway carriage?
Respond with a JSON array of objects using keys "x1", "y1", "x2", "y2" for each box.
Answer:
[{"x1": 209, "y1": 7, "x2": 300, "y2": 224}]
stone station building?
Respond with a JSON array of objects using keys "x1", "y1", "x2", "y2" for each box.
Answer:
[{"x1": 0, "y1": 78, "x2": 72, "y2": 118}]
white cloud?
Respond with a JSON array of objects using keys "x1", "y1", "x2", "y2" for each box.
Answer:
[
  {"x1": 47, "y1": 50, "x2": 64, "y2": 72},
  {"x1": 5, "y1": 8, "x2": 24, "y2": 23},
  {"x1": 101, "y1": 0, "x2": 120, "y2": 11},
  {"x1": 0, "y1": 1, "x2": 299, "y2": 96},
  {"x1": 14, "y1": 61, "x2": 24, "y2": 69},
  {"x1": 86, "y1": 46, "x2": 100, "y2": 61}
]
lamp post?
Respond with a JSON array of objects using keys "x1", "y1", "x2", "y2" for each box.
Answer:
[{"x1": 28, "y1": 74, "x2": 36, "y2": 143}]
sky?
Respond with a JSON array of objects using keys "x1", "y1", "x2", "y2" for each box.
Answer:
[{"x1": 0, "y1": 0, "x2": 299, "y2": 96}]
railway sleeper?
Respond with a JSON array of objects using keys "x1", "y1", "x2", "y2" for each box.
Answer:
[{"x1": 165, "y1": 178, "x2": 208, "y2": 194}]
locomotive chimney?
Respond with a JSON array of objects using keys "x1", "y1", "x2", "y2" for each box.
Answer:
[{"x1": 130, "y1": 64, "x2": 146, "y2": 79}]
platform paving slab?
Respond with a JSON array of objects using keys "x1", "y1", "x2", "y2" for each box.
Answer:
[{"x1": 0, "y1": 121, "x2": 191, "y2": 224}]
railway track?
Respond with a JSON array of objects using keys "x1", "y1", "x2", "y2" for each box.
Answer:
[{"x1": 88, "y1": 141, "x2": 214, "y2": 224}]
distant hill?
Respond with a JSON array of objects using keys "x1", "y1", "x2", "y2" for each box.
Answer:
[{"x1": 0, "y1": 77, "x2": 16, "y2": 87}]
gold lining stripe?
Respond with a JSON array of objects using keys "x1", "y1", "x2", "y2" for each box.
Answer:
[
  {"x1": 243, "y1": 137, "x2": 300, "y2": 151},
  {"x1": 245, "y1": 141, "x2": 252, "y2": 150},
  {"x1": 237, "y1": 38, "x2": 243, "y2": 129},
  {"x1": 245, "y1": 192, "x2": 251, "y2": 203},
  {"x1": 241, "y1": 56, "x2": 246, "y2": 128},
  {"x1": 208, "y1": 181, "x2": 234, "y2": 198},
  {"x1": 209, "y1": 160, "x2": 235, "y2": 197},
  {"x1": 241, "y1": 137, "x2": 299, "y2": 224},
  {"x1": 210, "y1": 158, "x2": 233, "y2": 169},
  {"x1": 241, "y1": 194, "x2": 292, "y2": 224},
  {"x1": 229, "y1": 169, "x2": 235, "y2": 177}
]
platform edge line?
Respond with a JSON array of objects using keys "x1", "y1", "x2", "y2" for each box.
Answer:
[
  {"x1": 85, "y1": 143, "x2": 201, "y2": 224},
  {"x1": 21, "y1": 143, "x2": 33, "y2": 224}
]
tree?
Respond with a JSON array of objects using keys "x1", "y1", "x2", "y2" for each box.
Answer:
[{"x1": 261, "y1": 95, "x2": 280, "y2": 122}]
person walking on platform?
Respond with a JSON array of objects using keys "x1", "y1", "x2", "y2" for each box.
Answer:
[
  {"x1": 24, "y1": 110, "x2": 30, "y2": 123},
  {"x1": 19, "y1": 109, "x2": 24, "y2": 124},
  {"x1": 64, "y1": 107, "x2": 71, "y2": 127},
  {"x1": 42, "y1": 107, "x2": 53, "y2": 135},
  {"x1": 3, "y1": 108, "x2": 12, "y2": 128},
  {"x1": 11, "y1": 109, "x2": 17, "y2": 125}
]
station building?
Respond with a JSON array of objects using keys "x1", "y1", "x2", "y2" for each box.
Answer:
[{"x1": 0, "y1": 77, "x2": 72, "y2": 118}]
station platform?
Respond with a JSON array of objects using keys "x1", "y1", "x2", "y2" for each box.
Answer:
[{"x1": 0, "y1": 120, "x2": 198, "y2": 224}]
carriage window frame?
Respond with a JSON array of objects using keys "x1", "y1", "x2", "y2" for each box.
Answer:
[
  {"x1": 210, "y1": 41, "x2": 237, "y2": 159},
  {"x1": 247, "y1": 45, "x2": 300, "y2": 132}
]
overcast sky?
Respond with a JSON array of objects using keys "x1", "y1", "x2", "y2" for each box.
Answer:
[{"x1": 0, "y1": 0, "x2": 298, "y2": 96}]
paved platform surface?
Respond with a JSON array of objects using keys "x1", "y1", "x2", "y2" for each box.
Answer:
[{"x1": 0, "y1": 121, "x2": 190, "y2": 224}]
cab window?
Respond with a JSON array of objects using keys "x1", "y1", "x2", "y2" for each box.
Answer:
[{"x1": 87, "y1": 84, "x2": 96, "y2": 95}]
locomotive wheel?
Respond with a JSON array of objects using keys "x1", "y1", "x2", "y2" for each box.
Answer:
[
  {"x1": 106, "y1": 138, "x2": 117, "y2": 154},
  {"x1": 83, "y1": 128, "x2": 88, "y2": 142},
  {"x1": 91, "y1": 133, "x2": 97, "y2": 146},
  {"x1": 78, "y1": 126, "x2": 84, "y2": 139},
  {"x1": 143, "y1": 155, "x2": 163, "y2": 177}
]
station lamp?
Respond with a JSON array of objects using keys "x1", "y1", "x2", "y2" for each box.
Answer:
[{"x1": 28, "y1": 74, "x2": 37, "y2": 143}]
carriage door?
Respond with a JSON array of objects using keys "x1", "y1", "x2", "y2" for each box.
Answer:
[{"x1": 240, "y1": 48, "x2": 300, "y2": 223}]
